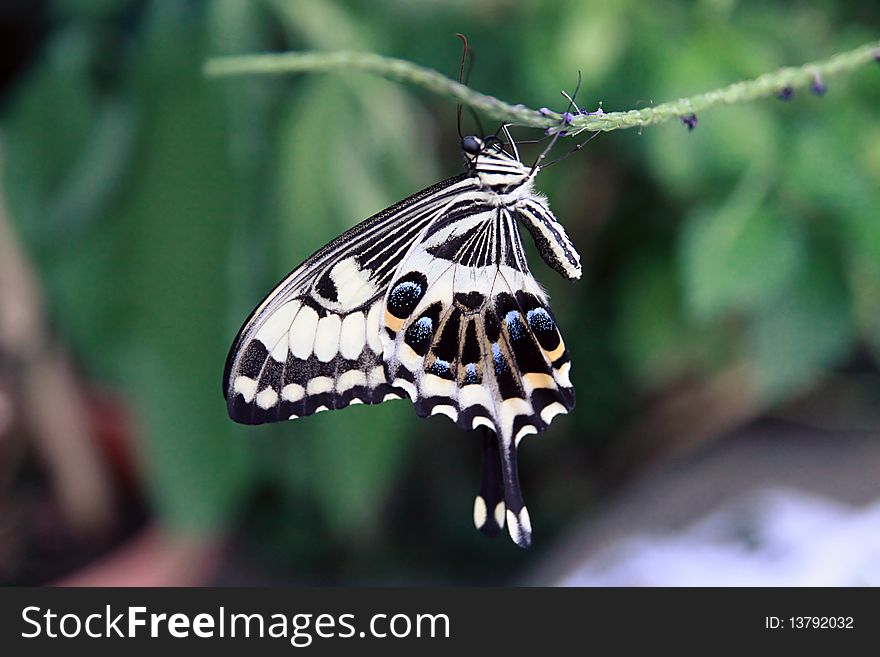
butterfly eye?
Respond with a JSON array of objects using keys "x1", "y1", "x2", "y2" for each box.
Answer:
[{"x1": 461, "y1": 135, "x2": 482, "y2": 155}]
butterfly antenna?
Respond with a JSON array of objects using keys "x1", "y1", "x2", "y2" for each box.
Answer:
[
  {"x1": 512, "y1": 133, "x2": 554, "y2": 146},
  {"x1": 455, "y1": 33, "x2": 486, "y2": 139},
  {"x1": 528, "y1": 71, "x2": 584, "y2": 176},
  {"x1": 529, "y1": 123, "x2": 562, "y2": 177},
  {"x1": 455, "y1": 33, "x2": 470, "y2": 139},
  {"x1": 455, "y1": 34, "x2": 467, "y2": 138},
  {"x1": 541, "y1": 129, "x2": 602, "y2": 169},
  {"x1": 560, "y1": 70, "x2": 584, "y2": 114}
]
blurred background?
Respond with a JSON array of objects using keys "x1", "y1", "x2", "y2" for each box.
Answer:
[{"x1": 1, "y1": 0, "x2": 879, "y2": 586}]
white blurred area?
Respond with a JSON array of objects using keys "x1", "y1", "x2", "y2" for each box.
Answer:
[
  {"x1": 557, "y1": 489, "x2": 880, "y2": 586},
  {"x1": 534, "y1": 419, "x2": 880, "y2": 586}
]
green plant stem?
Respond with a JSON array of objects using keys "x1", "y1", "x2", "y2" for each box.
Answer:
[{"x1": 205, "y1": 41, "x2": 880, "y2": 133}]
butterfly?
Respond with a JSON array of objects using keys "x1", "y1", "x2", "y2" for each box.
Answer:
[{"x1": 223, "y1": 132, "x2": 582, "y2": 548}]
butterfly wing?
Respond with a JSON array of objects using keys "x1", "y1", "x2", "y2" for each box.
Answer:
[
  {"x1": 380, "y1": 197, "x2": 578, "y2": 547},
  {"x1": 223, "y1": 174, "x2": 475, "y2": 424}
]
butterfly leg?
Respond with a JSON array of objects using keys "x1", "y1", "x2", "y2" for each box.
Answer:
[
  {"x1": 499, "y1": 433, "x2": 532, "y2": 548},
  {"x1": 474, "y1": 428, "x2": 505, "y2": 537}
]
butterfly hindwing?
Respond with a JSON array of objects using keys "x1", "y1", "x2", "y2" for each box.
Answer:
[
  {"x1": 381, "y1": 203, "x2": 576, "y2": 547},
  {"x1": 474, "y1": 427, "x2": 506, "y2": 537},
  {"x1": 516, "y1": 196, "x2": 582, "y2": 280}
]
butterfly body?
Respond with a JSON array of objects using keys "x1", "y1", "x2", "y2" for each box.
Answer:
[{"x1": 224, "y1": 136, "x2": 581, "y2": 547}]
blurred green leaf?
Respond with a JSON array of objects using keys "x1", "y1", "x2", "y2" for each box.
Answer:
[
  {"x1": 524, "y1": 0, "x2": 630, "y2": 95},
  {"x1": 785, "y1": 119, "x2": 876, "y2": 216},
  {"x1": 679, "y1": 168, "x2": 803, "y2": 322},
  {"x1": 106, "y1": 2, "x2": 253, "y2": 531},
  {"x1": 304, "y1": 402, "x2": 412, "y2": 540},
  {"x1": 645, "y1": 103, "x2": 779, "y2": 197},
  {"x1": 747, "y1": 252, "x2": 854, "y2": 400},
  {"x1": 615, "y1": 254, "x2": 690, "y2": 386},
  {"x1": 3, "y1": 27, "x2": 98, "y2": 243},
  {"x1": 53, "y1": 0, "x2": 126, "y2": 18},
  {"x1": 842, "y1": 203, "x2": 880, "y2": 359}
]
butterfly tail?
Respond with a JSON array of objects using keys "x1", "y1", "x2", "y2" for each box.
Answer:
[
  {"x1": 499, "y1": 432, "x2": 532, "y2": 549},
  {"x1": 474, "y1": 428, "x2": 506, "y2": 537}
]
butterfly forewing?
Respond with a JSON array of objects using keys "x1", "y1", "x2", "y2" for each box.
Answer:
[{"x1": 224, "y1": 174, "x2": 474, "y2": 424}]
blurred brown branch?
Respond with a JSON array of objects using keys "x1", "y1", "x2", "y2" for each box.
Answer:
[{"x1": 0, "y1": 142, "x2": 117, "y2": 538}]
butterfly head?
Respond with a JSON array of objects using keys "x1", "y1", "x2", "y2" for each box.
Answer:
[
  {"x1": 460, "y1": 135, "x2": 486, "y2": 157},
  {"x1": 461, "y1": 135, "x2": 533, "y2": 191}
]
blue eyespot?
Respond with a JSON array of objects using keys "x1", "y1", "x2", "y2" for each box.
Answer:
[
  {"x1": 505, "y1": 310, "x2": 524, "y2": 339},
  {"x1": 410, "y1": 315, "x2": 432, "y2": 339},
  {"x1": 526, "y1": 307, "x2": 554, "y2": 331},
  {"x1": 492, "y1": 343, "x2": 507, "y2": 372},
  {"x1": 391, "y1": 280, "x2": 422, "y2": 301}
]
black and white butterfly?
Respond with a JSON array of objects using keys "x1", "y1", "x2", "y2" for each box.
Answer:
[{"x1": 223, "y1": 132, "x2": 581, "y2": 548}]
